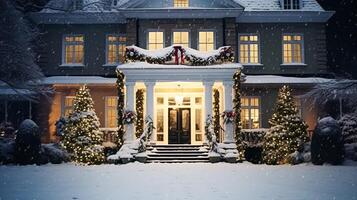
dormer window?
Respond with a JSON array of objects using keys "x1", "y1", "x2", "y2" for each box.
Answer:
[
  {"x1": 174, "y1": 0, "x2": 189, "y2": 8},
  {"x1": 282, "y1": 0, "x2": 301, "y2": 9}
]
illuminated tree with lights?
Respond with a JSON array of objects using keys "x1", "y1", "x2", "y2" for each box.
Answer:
[
  {"x1": 262, "y1": 85, "x2": 308, "y2": 165},
  {"x1": 136, "y1": 89, "x2": 144, "y2": 138},
  {"x1": 61, "y1": 85, "x2": 105, "y2": 165}
]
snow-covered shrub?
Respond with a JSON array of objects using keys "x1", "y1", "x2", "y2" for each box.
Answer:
[
  {"x1": 0, "y1": 138, "x2": 15, "y2": 164},
  {"x1": 311, "y1": 117, "x2": 344, "y2": 165},
  {"x1": 0, "y1": 122, "x2": 15, "y2": 139},
  {"x1": 241, "y1": 129, "x2": 267, "y2": 164},
  {"x1": 288, "y1": 142, "x2": 311, "y2": 165},
  {"x1": 40, "y1": 143, "x2": 70, "y2": 164},
  {"x1": 339, "y1": 113, "x2": 357, "y2": 144},
  {"x1": 14, "y1": 119, "x2": 42, "y2": 165}
]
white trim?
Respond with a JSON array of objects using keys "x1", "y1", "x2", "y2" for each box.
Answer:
[
  {"x1": 238, "y1": 33, "x2": 262, "y2": 65},
  {"x1": 105, "y1": 34, "x2": 127, "y2": 65},
  {"x1": 197, "y1": 30, "x2": 217, "y2": 52},
  {"x1": 146, "y1": 29, "x2": 165, "y2": 50},
  {"x1": 61, "y1": 34, "x2": 85, "y2": 66},
  {"x1": 281, "y1": 33, "x2": 305, "y2": 64}
]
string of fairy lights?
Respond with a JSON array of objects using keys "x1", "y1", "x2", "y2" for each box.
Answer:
[{"x1": 135, "y1": 89, "x2": 144, "y2": 138}]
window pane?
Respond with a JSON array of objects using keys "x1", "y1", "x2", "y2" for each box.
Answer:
[
  {"x1": 195, "y1": 109, "x2": 202, "y2": 132},
  {"x1": 156, "y1": 109, "x2": 164, "y2": 133},
  {"x1": 174, "y1": 0, "x2": 189, "y2": 7}
]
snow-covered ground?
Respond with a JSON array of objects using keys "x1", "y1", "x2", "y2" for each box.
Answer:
[{"x1": 0, "y1": 162, "x2": 356, "y2": 200}]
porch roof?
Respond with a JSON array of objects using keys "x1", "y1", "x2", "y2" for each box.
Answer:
[{"x1": 116, "y1": 62, "x2": 243, "y2": 82}]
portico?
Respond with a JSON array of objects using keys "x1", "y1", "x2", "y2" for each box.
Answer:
[{"x1": 118, "y1": 62, "x2": 241, "y2": 145}]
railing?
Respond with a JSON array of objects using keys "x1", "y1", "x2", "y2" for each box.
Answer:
[{"x1": 100, "y1": 128, "x2": 118, "y2": 144}]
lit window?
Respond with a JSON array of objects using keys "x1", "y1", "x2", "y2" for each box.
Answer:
[
  {"x1": 174, "y1": 0, "x2": 189, "y2": 7},
  {"x1": 198, "y1": 31, "x2": 215, "y2": 52},
  {"x1": 172, "y1": 31, "x2": 190, "y2": 47},
  {"x1": 63, "y1": 35, "x2": 84, "y2": 64},
  {"x1": 148, "y1": 31, "x2": 164, "y2": 50},
  {"x1": 239, "y1": 34, "x2": 260, "y2": 64},
  {"x1": 63, "y1": 96, "x2": 75, "y2": 116},
  {"x1": 71, "y1": 0, "x2": 83, "y2": 10},
  {"x1": 283, "y1": 34, "x2": 304, "y2": 64},
  {"x1": 106, "y1": 97, "x2": 118, "y2": 128},
  {"x1": 283, "y1": 0, "x2": 301, "y2": 9},
  {"x1": 241, "y1": 97, "x2": 260, "y2": 129},
  {"x1": 156, "y1": 109, "x2": 164, "y2": 142},
  {"x1": 106, "y1": 35, "x2": 126, "y2": 64}
]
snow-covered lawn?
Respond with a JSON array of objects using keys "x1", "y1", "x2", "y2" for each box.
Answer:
[{"x1": 1, "y1": 162, "x2": 357, "y2": 200}]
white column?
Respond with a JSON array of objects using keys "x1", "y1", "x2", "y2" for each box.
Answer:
[
  {"x1": 203, "y1": 81, "x2": 214, "y2": 144},
  {"x1": 125, "y1": 82, "x2": 136, "y2": 142},
  {"x1": 204, "y1": 81, "x2": 214, "y2": 118},
  {"x1": 223, "y1": 81, "x2": 234, "y2": 143},
  {"x1": 145, "y1": 82, "x2": 155, "y2": 142}
]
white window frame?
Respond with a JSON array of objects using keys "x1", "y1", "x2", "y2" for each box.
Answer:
[
  {"x1": 171, "y1": 30, "x2": 191, "y2": 48},
  {"x1": 105, "y1": 96, "x2": 118, "y2": 128},
  {"x1": 238, "y1": 33, "x2": 261, "y2": 65},
  {"x1": 294, "y1": 96, "x2": 303, "y2": 117},
  {"x1": 282, "y1": 33, "x2": 305, "y2": 65},
  {"x1": 173, "y1": 0, "x2": 189, "y2": 7},
  {"x1": 62, "y1": 96, "x2": 75, "y2": 116},
  {"x1": 282, "y1": 0, "x2": 301, "y2": 9},
  {"x1": 198, "y1": 30, "x2": 216, "y2": 52},
  {"x1": 61, "y1": 34, "x2": 85, "y2": 66},
  {"x1": 105, "y1": 34, "x2": 126, "y2": 66},
  {"x1": 146, "y1": 30, "x2": 165, "y2": 50},
  {"x1": 241, "y1": 96, "x2": 261, "y2": 129}
]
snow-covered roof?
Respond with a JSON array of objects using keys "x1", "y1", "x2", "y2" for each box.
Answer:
[
  {"x1": 244, "y1": 75, "x2": 331, "y2": 85},
  {"x1": 117, "y1": 62, "x2": 243, "y2": 70},
  {"x1": 43, "y1": 76, "x2": 116, "y2": 85},
  {"x1": 41, "y1": 75, "x2": 332, "y2": 85},
  {"x1": 235, "y1": 0, "x2": 324, "y2": 11},
  {"x1": 40, "y1": 0, "x2": 325, "y2": 13}
]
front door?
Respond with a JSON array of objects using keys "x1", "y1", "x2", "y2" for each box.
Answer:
[{"x1": 168, "y1": 108, "x2": 191, "y2": 144}]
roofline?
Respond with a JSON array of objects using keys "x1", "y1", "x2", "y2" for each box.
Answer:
[{"x1": 237, "y1": 11, "x2": 335, "y2": 23}]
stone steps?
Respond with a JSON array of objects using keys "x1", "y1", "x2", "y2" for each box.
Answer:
[{"x1": 146, "y1": 144, "x2": 210, "y2": 163}]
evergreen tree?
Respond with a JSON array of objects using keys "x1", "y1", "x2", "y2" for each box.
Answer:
[
  {"x1": 61, "y1": 85, "x2": 105, "y2": 165},
  {"x1": 262, "y1": 85, "x2": 308, "y2": 165}
]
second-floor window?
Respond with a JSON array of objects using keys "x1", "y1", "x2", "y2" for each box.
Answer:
[
  {"x1": 148, "y1": 31, "x2": 164, "y2": 50},
  {"x1": 106, "y1": 35, "x2": 126, "y2": 65},
  {"x1": 63, "y1": 35, "x2": 84, "y2": 65},
  {"x1": 174, "y1": 0, "x2": 189, "y2": 7},
  {"x1": 283, "y1": 34, "x2": 304, "y2": 64},
  {"x1": 239, "y1": 34, "x2": 260, "y2": 64},
  {"x1": 105, "y1": 96, "x2": 118, "y2": 128},
  {"x1": 283, "y1": 0, "x2": 301, "y2": 9},
  {"x1": 198, "y1": 31, "x2": 215, "y2": 52},
  {"x1": 172, "y1": 31, "x2": 190, "y2": 47},
  {"x1": 241, "y1": 97, "x2": 260, "y2": 129}
]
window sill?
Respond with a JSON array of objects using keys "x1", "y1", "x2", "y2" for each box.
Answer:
[
  {"x1": 102, "y1": 64, "x2": 120, "y2": 67},
  {"x1": 280, "y1": 63, "x2": 307, "y2": 67},
  {"x1": 242, "y1": 63, "x2": 264, "y2": 67},
  {"x1": 59, "y1": 64, "x2": 85, "y2": 68}
]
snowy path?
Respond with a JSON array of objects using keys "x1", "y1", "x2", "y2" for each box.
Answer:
[{"x1": 0, "y1": 162, "x2": 356, "y2": 200}]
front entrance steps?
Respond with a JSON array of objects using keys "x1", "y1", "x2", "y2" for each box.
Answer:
[{"x1": 145, "y1": 144, "x2": 210, "y2": 163}]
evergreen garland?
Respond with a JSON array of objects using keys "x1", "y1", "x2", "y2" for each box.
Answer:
[
  {"x1": 233, "y1": 70, "x2": 244, "y2": 160},
  {"x1": 116, "y1": 69, "x2": 125, "y2": 148},
  {"x1": 262, "y1": 85, "x2": 308, "y2": 165},
  {"x1": 61, "y1": 85, "x2": 105, "y2": 165},
  {"x1": 135, "y1": 89, "x2": 144, "y2": 138},
  {"x1": 213, "y1": 89, "x2": 221, "y2": 141}
]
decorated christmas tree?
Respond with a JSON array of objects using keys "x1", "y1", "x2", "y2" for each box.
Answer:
[
  {"x1": 61, "y1": 85, "x2": 105, "y2": 165},
  {"x1": 262, "y1": 85, "x2": 308, "y2": 165}
]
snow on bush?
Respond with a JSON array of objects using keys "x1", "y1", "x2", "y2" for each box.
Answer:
[
  {"x1": 311, "y1": 117, "x2": 344, "y2": 165},
  {"x1": 0, "y1": 138, "x2": 15, "y2": 164},
  {"x1": 339, "y1": 113, "x2": 357, "y2": 144}
]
